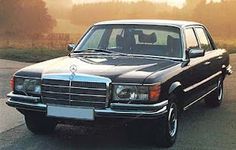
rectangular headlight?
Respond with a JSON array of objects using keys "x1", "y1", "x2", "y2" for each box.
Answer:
[
  {"x1": 14, "y1": 77, "x2": 41, "y2": 95},
  {"x1": 112, "y1": 84, "x2": 161, "y2": 102}
]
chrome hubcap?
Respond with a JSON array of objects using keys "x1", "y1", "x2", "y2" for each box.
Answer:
[{"x1": 168, "y1": 103, "x2": 177, "y2": 137}]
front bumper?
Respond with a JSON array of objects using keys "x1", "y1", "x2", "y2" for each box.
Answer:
[{"x1": 6, "y1": 92, "x2": 168, "y2": 119}]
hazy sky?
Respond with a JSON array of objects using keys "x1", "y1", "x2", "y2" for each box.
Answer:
[{"x1": 72, "y1": 0, "x2": 221, "y2": 8}]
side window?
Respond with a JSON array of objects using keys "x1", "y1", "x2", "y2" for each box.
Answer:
[
  {"x1": 184, "y1": 28, "x2": 199, "y2": 49},
  {"x1": 195, "y1": 28, "x2": 212, "y2": 51}
]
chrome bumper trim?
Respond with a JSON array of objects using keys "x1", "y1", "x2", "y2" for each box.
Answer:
[
  {"x1": 110, "y1": 100, "x2": 168, "y2": 111},
  {"x1": 226, "y1": 65, "x2": 233, "y2": 75},
  {"x1": 6, "y1": 93, "x2": 168, "y2": 119},
  {"x1": 6, "y1": 100, "x2": 47, "y2": 112},
  {"x1": 95, "y1": 106, "x2": 167, "y2": 119},
  {"x1": 7, "y1": 92, "x2": 40, "y2": 103}
]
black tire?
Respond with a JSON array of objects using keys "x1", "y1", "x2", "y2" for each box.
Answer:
[
  {"x1": 205, "y1": 78, "x2": 224, "y2": 107},
  {"x1": 155, "y1": 100, "x2": 178, "y2": 147},
  {"x1": 25, "y1": 112, "x2": 57, "y2": 134}
]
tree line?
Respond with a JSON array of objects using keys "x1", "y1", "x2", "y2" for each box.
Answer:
[
  {"x1": 0, "y1": 0, "x2": 235, "y2": 40},
  {"x1": 0, "y1": 0, "x2": 56, "y2": 38},
  {"x1": 71, "y1": 0, "x2": 236, "y2": 39}
]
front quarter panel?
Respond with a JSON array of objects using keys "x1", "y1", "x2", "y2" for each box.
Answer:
[{"x1": 143, "y1": 62, "x2": 185, "y2": 101}]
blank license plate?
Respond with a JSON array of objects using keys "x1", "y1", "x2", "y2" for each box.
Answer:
[{"x1": 47, "y1": 105, "x2": 94, "y2": 120}]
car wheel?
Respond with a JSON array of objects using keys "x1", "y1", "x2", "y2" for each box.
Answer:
[
  {"x1": 155, "y1": 100, "x2": 178, "y2": 147},
  {"x1": 205, "y1": 78, "x2": 224, "y2": 107},
  {"x1": 25, "y1": 112, "x2": 57, "y2": 134}
]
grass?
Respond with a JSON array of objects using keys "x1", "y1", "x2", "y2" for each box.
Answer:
[{"x1": 0, "y1": 48, "x2": 68, "y2": 63}]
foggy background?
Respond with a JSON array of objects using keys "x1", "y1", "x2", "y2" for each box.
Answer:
[{"x1": 0, "y1": 0, "x2": 235, "y2": 53}]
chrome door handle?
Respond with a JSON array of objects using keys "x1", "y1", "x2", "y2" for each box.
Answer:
[{"x1": 204, "y1": 61, "x2": 211, "y2": 65}]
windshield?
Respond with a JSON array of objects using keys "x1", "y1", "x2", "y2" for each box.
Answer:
[{"x1": 74, "y1": 25, "x2": 183, "y2": 58}]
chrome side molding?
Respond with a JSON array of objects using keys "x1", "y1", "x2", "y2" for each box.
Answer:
[
  {"x1": 183, "y1": 86, "x2": 217, "y2": 111},
  {"x1": 184, "y1": 71, "x2": 221, "y2": 92}
]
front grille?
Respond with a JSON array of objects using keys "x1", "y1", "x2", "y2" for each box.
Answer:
[{"x1": 41, "y1": 79, "x2": 108, "y2": 109}]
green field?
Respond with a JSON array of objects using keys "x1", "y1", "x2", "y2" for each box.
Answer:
[{"x1": 0, "y1": 48, "x2": 68, "y2": 63}]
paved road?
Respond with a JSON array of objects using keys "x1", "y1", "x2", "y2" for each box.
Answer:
[
  {"x1": 0, "y1": 60, "x2": 30, "y2": 133},
  {"x1": 0, "y1": 56, "x2": 236, "y2": 150}
]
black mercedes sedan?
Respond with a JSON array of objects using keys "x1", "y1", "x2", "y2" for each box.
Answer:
[{"x1": 6, "y1": 20, "x2": 232, "y2": 147}]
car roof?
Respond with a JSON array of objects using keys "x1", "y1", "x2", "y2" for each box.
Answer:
[{"x1": 94, "y1": 19, "x2": 202, "y2": 28}]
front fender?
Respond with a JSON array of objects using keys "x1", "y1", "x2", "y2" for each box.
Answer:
[{"x1": 168, "y1": 81, "x2": 182, "y2": 94}]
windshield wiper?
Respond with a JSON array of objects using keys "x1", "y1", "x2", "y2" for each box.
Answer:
[
  {"x1": 73, "y1": 49, "x2": 180, "y2": 61},
  {"x1": 74, "y1": 48, "x2": 114, "y2": 54},
  {"x1": 88, "y1": 48, "x2": 116, "y2": 53},
  {"x1": 125, "y1": 53, "x2": 182, "y2": 61},
  {"x1": 73, "y1": 48, "x2": 129, "y2": 56}
]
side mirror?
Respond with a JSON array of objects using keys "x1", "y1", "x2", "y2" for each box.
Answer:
[
  {"x1": 188, "y1": 48, "x2": 205, "y2": 58},
  {"x1": 67, "y1": 43, "x2": 75, "y2": 52}
]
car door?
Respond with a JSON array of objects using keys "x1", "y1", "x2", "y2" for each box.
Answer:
[
  {"x1": 194, "y1": 26, "x2": 222, "y2": 91},
  {"x1": 181, "y1": 27, "x2": 212, "y2": 107}
]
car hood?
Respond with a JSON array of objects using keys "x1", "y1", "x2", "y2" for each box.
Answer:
[{"x1": 15, "y1": 55, "x2": 180, "y2": 84}]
